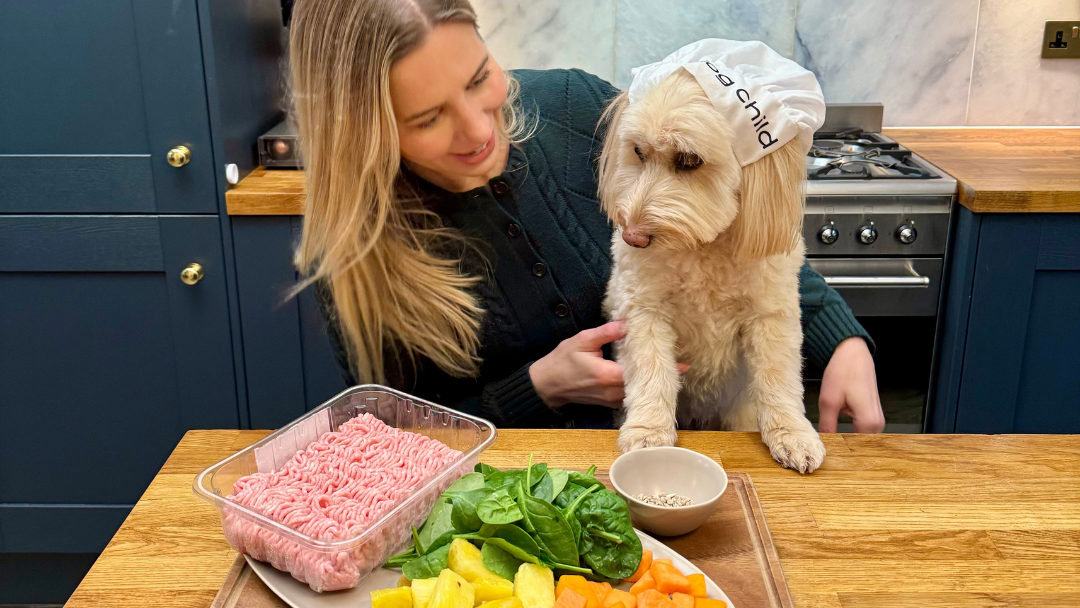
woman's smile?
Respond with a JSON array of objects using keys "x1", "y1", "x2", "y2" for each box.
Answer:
[{"x1": 451, "y1": 131, "x2": 496, "y2": 165}]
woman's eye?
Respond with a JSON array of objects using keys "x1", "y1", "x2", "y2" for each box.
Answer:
[
  {"x1": 633, "y1": 146, "x2": 646, "y2": 162},
  {"x1": 468, "y1": 70, "x2": 492, "y2": 90},
  {"x1": 417, "y1": 114, "x2": 438, "y2": 129},
  {"x1": 675, "y1": 152, "x2": 704, "y2": 171}
]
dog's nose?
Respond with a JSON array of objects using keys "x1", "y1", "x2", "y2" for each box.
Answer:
[{"x1": 622, "y1": 226, "x2": 651, "y2": 248}]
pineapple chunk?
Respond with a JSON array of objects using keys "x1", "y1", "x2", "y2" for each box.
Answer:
[
  {"x1": 473, "y1": 577, "x2": 515, "y2": 605},
  {"x1": 448, "y1": 538, "x2": 502, "y2": 582},
  {"x1": 412, "y1": 578, "x2": 439, "y2": 608},
  {"x1": 479, "y1": 599, "x2": 525, "y2": 608},
  {"x1": 399, "y1": 574, "x2": 413, "y2": 587},
  {"x1": 430, "y1": 568, "x2": 475, "y2": 608},
  {"x1": 372, "y1": 586, "x2": 414, "y2": 608},
  {"x1": 514, "y1": 563, "x2": 555, "y2": 608}
]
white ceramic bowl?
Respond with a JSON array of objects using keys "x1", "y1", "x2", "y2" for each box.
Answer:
[{"x1": 609, "y1": 446, "x2": 727, "y2": 537}]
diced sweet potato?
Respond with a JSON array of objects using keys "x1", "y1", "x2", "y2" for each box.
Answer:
[
  {"x1": 652, "y1": 559, "x2": 672, "y2": 567},
  {"x1": 628, "y1": 571, "x2": 656, "y2": 596},
  {"x1": 636, "y1": 589, "x2": 676, "y2": 608},
  {"x1": 602, "y1": 589, "x2": 637, "y2": 608},
  {"x1": 694, "y1": 599, "x2": 726, "y2": 608},
  {"x1": 555, "y1": 575, "x2": 599, "y2": 608},
  {"x1": 623, "y1": 549, "x2": 653, "y2": 583},
  {"x1": 554, "y1": 589, "x2": 587, "y2": 608},
  {"x1": 589, "y1": 582, "x2": 612, "y2": 604},
  {"x1": 671, "y1": 593, "x2": 694, "y2": 608},
  {"x1": 649, "y1": 562, "x2": 691, "y2": 595},
  {"x1": 685, "y1": 574, "x2": 707, "y2": 599}
]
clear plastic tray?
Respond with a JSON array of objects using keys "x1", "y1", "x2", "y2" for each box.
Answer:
[{"x1": 193, "y1": 385, "x2": 497, "y2": 591}]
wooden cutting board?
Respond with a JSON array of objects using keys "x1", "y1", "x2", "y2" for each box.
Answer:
[{"x1": 210, "y1": 472, "x2": 792, "y2": 608}]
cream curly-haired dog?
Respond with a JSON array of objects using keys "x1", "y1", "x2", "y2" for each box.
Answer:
[{"x1": 599, "y1": 70, "x2": 826, "y2": 473}]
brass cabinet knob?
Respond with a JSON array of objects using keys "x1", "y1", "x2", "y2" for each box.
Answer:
[
  {"x1": 167, "y1": 145, "x2": 191, "y2": 168},
  {"x1": 180, "y1": 263, "x2": 204, "y2": 285}
]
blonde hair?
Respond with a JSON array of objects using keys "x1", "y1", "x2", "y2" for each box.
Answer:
[{"x1": 289, "y1": 0, "x2": 531, "y2": 383}]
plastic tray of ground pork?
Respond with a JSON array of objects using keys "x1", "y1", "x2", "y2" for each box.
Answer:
[{"x1": 193, "y1": 385, "x2": 497, "y2": 592}]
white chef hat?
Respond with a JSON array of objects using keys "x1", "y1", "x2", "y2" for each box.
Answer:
[{"x1": 628, "y1": 39, "x2": 826, "y2": 167}]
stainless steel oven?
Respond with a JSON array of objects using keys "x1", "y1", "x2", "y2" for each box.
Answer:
[{"x1": 799, "y1": 105, "x2": 956, "y2": 433}]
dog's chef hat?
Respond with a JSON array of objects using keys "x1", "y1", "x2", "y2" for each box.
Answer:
[{"x1": 628, "y1": 39, "x2": 826, "y2": 167}]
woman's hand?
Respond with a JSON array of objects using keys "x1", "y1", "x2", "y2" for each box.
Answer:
[
  {"x1": 817, "y1": 337, "x2": 886, "y2": 433},
  {"x1": 529, "y1": 321, "x2": 629, "y2": 409}
]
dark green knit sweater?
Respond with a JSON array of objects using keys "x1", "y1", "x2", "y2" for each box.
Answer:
[{"x1": 320, "y1": 68, "x2": 872, "y2": 429}]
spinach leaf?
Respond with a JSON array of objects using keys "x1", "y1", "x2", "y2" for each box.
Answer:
[
  {"x1": 417, "y1": 498, "x2": 455, "y2": 554},
  {"x1": 445, "y1": 472, "x2": 486, "y2": 493},
  {"x1": 402, "y1": 543, "x2": 451, "y2": 579},
  {"x1": 487, "y1": 470, "x2": 527, "y2": 492},
  {"x1": 384, "y1": 546, "x2": 417, "y2": 568},
  {"x1": 554, "y1": 482, "x2": 587, "y2": 509},
  {"x1": 447, "y1": 488, "x2": 494, "y2": 533},
  {"x1": 477, "y1": 489, "x2": 523, "y2": 525},
  {"x1": 574, "y1": 490, "x2": 642, "y2": 580},
  {"x1": 493, "y1": 524, "x2": 545, "y2": 560},
  {"x1": 481, "y1": 541, "x2": 523, "y2": 581},
  {"x1": 517, "y1": 480, "x2": 579, "y2": 566},
  {"x1": 567, "y1": 471, "x2": 605, "y2": 490},
  {"x1": 548, "y1": 468, "x2": 569, "y2": 499},
  {"x1": 532, "y1": 472, "x2": 555, "y2": 502},
  {"x1": 475, "y1": 463, "x2": 500, "y2": 477},
  {"x1": 529, "y1": 463, "x2": 549, "y2": 487},
  {"x1": 484, "y1": 537, "x2": 542, "y2": 565},
  {"x1": 561, "y1": 484, "x2": 598, "y2": 553}
]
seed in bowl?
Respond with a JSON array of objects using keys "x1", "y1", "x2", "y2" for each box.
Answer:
[{"x1": 635, "y1": 492, "x2": 695, "y2": 507}]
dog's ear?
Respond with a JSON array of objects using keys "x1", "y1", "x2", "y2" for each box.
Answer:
[
  {"x1": 597, "y1": 91, "x2": 629, "y2": 221},
  {"x1": 728, "y1": 139, "x2": 805, "y2": 259}
]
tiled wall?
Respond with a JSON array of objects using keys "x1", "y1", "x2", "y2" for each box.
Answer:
[{"x1": 474, "y1": 0, "x2": 1080, "y2": 126}]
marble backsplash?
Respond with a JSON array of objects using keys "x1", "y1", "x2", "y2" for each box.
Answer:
[{"x1": 473, "y1": 0, "x2": 1080, "y2": 126}]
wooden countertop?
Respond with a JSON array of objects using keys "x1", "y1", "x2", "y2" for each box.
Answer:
[
  {"x1": 226, "y1": 129, "x2": 1080, "y2": 216},
  {"x1": 65, "y1": 430, "x2": 1080, "y2": 608},
  {"x1": 885, "y1": 128, "x2": 1080, "y2": 213}
]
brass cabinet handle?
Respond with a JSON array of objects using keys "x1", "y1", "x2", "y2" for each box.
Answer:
[
  {"x1": 180, "y1": 263, "x2": 204, "y2": 285},
  {"x1": 167, "y1": 145, "x2": 191, "y2": 168}
]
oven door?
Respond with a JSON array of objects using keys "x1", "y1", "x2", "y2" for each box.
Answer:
[{"x1": 803, "y1": 258, "x2": 943, "y2": 433}]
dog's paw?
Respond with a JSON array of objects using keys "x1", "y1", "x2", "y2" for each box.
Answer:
[
  {"x1": 618, "y1": 425, "x2": 677, "y2": 453},
  {"x1": 764, "y1": 427, "x2": 826, "y2": 474}
]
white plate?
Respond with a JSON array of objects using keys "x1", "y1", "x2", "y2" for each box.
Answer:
[{"x1": 246, "y1": 530, "x2": 735, "y2": 608}]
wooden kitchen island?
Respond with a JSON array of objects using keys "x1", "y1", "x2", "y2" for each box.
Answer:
[{"x1": 65, "y1": 430, "x2": 1080, "y2": 608}]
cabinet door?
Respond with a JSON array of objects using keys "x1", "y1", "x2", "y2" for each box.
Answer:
[
  {"x1": 953, "y1": 214, "x2": 1080, "y2": 433},
  {"x1": 0, "y1": 216, "x2": 238, "y2": 553},
  {"x1": 0, "y1": 0, "x2": 216, "y2": 213}
]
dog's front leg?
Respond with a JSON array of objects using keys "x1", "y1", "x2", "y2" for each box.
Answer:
[
  {"x1": 743, "y1": 312, "x2": 826, "y2": 473},
  {"x1": 616, "y1": 307, "x2": 681, "y2": 452}
]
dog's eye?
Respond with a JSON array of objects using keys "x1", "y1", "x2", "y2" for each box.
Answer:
[
  {"x1": 633, "y1": 146, "x2": 646, "y2": 162},
  {"x1": 675, "y1": 152, "x2": 704, "y2": 171}
]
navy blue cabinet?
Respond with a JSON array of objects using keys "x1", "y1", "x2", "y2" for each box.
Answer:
[
  {"x1": 0, "y1": 2, "x2": 284, "y2": 595},
  {"x1": 934, "y1": 208, "x2": 1080, "y2": 433}
]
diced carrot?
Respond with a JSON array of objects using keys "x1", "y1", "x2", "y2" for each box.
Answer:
[
  {"x1": 603, "y1": 589, "x2": 637, "y2": 608},
  {"x1": 686, "y1": 574, "x2": 707, "y2": 598},
  {"x1": 624, "y1": 549, "x2": 653, "y2": 583},
  {"x1": 555, "y1": 589, "x2": 587, "y2": 608},
  {"x1": 650, "y1": 562, "x2": 691, "y2": 595},
  {"x1": 628, "y1": 571, "x2": 656, "y2": 596},
  {"x1": 589, "y1": 582, "x2": 612, "y2": 604},
  {"x1": 671, "y1": 593, "x2": 694, "y2": 608},
  {"x1": 636, "y1": 589, "x2": 676, "y2": 608},
  {"x1": 694, "y1": 599, "x2": 726, "y2": 608},
  {"x1": 556, "y1": 575, "x2": 600, "y2": 608},
  {"x1": 608, "y1": 603, "x2": 627, "y2": 608}
]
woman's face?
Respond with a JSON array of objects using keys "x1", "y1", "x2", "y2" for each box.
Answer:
[{"x1": 390, "y1": 22, "x2": 508, "y2": 190}]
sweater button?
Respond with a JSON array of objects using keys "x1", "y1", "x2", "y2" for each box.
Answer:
[
  {"x1": 554, "y1": 303, "x2": 570, "y2": 317},
  {"x1": 493, "y1": 180, "x2": 510, "y2": 195},
  {"x1": 507, "y1": 223, "x2": 521, "y2": 237},
  {"x1": 532, "y1": 262, "x2": 547, "y2": 277}
]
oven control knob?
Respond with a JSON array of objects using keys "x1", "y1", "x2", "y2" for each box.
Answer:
[
  {"x1": 858, "y1": 225, "x2": 878, "y2": 244},
  {"x1": 819, "y1": 224, "x2": 839, "y2": 245},
  {"x1": 898, "y1": 223, "x2": 918, "y2": 244}
]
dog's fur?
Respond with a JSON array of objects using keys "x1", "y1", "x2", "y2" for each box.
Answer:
[{"x1": 598, "y1": 71, "x2": 826, "y2": 473}]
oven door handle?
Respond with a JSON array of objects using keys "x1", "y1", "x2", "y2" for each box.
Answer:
[{"x1": 823, "y1": 275, "x2": 930, "y2": 288}]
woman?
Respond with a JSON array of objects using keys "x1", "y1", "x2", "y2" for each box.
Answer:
[{"x1": 289, "y1": 0, "x2": 884, "y2": 433}]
